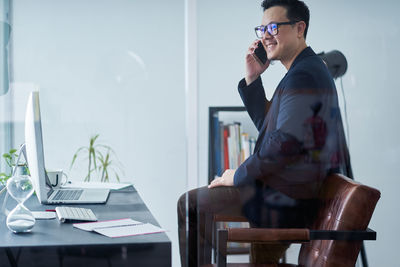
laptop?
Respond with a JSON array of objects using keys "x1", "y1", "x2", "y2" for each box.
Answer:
[
  {"x1": 44, "y1": 173, "x2": 110, "y2": 204},
  {"x1": 24, "y1": 91, "x2": 110, "y2": 204}
]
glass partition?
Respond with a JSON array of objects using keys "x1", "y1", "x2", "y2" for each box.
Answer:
[{"x1": 3, "y1": 1, "x2": 186, "y2": 266}]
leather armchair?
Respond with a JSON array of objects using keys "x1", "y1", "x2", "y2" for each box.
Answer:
[{"x1": 207, "y1": 173, "x2": 380, "y2": 267}]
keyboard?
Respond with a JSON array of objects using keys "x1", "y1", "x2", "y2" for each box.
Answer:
[
  {"x1": 53, "y1": 189, "x2": 83, "y2": 201},
  {"x1": 55, "y1": 206, "x2": 97, "y2": 223}
]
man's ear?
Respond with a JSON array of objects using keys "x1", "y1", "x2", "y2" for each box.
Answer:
[{"x1": 297, "y1": 21, "x2": 306, "y2": 38}]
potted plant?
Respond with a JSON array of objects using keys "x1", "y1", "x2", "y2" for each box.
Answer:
[{"x1": 70, "y1": 134, "x2": 123, "y2": 182}]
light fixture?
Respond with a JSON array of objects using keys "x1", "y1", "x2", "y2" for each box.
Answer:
[{"x1": 318, "y1": 50, "x2": 348, "y2": 79}]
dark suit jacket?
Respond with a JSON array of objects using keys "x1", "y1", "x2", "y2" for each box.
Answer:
[{"x1": 234, "y1": 47, "x2": 350, "y2": 200}]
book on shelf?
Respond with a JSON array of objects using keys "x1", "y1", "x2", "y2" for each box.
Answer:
[
  {"x1": 212, "y1": 113, "x2": 223, "y2": 176},
  {"x1": 223, "y1": 126, "x2": 229, "y2": 171},
  {"x1": 212, "y1": 118, "x2": 256, "y2": 179}
]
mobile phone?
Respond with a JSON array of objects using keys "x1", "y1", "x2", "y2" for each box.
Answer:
[{"x1": 254, "y1": 41, "x2": 268, "y2": 65}]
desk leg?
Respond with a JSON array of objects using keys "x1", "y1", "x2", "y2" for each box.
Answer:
[{"x1": 5, "y1": 248, "x2": 18, "y2": 267}]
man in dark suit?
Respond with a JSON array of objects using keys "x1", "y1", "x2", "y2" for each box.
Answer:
[{"x1": 178, "y1": 0, "x2": 350, "y2": 266}]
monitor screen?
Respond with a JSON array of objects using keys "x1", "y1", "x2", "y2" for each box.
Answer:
[{"x1": 24, "y1": 91, "x2": 52, "y2": 203}]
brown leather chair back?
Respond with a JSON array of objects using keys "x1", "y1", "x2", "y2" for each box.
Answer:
[{"x1": 298, "y1": 174, "x2": 380, "y2": 267}]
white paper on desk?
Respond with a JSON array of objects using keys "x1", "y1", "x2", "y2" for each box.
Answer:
[
  {"x1": 94, "y1": 223, "x2": 165, "y2": 238},
  {"x1": 62, "y1": 181, "x2": 132, "y2": 190},
  {"x1": 73, "y1": 218, "x2": 142, "y2": 232}
]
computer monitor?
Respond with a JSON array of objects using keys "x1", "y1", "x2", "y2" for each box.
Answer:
[
  {"x1": 24, "y1": 91, "x2": 110, "y2": 204},
  {"x1": 24, "y1": 91, "x2": 52, "y2": 203}
]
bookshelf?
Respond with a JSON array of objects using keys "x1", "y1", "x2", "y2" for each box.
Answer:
[
  {"x1": 208, "y1": 106, "x2": 258, "y2": 259},
  {"x1": 208, "y1": 106, "x2": 258, "y2": 184}
]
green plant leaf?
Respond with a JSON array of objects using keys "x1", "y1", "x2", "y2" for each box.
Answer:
[
  {"x1": 92, "y1": 149, "x2": 97, "y2": 169},
  {"x1": 70, "y1": 154, "x2": 79, "y2": 170},
  {"x1": 69, "y1": 146, "x2": 87, "y2": 169},
  {"x1": 93, "y1": 134, "x2": 99, "y2": 142}
]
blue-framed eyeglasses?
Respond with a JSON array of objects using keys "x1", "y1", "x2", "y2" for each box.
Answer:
[{"x1": 255, "y1": 21, "x2": 299, "y2": 38}]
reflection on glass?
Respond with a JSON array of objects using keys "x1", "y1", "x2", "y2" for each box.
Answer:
[
  {"x1": 180, "y1": 0, "x2": 353, "y2": 266},
  {"x1": 0, "y1": 0, "x2": 11, "y2": 96}
]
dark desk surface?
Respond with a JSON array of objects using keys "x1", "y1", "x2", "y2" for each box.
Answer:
[{"x1": 0, "y1": 186, "x2": 171, "y2": 267}]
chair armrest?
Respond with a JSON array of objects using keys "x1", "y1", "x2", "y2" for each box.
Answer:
[
  {"x1": 309, "y1": 228, "x2": 376, "y2": 241},
  {"x1": 227, "y1": 228, "x2": 310, "y2": 243},
  {"x1": 221, "y1": 227, "x2": 377, "y2": 243},
  {"x1": 216, "y1": 228, "x2": 377, "y2": 267}
]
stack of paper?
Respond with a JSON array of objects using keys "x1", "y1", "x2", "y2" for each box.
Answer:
[{"x1": 73, "y1": 218, "x2": 165, "y2": 238}]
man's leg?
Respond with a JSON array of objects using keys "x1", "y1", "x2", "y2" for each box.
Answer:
[
  {"x1": 250, "y1": 243, "x2": 290, "y2": 264},
  {"x1": 248, "y1": 206, "x2": 290, "y2": 264},
  {"x1": 177, "y1": 185, "x2": 313, "y2": 266},
  {"x1": 177, "y1": 186, "x2": 243, "y2": 267},
  {"x1": 249, "y1": 198, "x2": 319, "y2": 264}
]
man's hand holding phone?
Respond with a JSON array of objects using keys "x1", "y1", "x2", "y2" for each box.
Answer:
[{"x1": 245, "y1": 40, "x2": 270, "y2": 85}]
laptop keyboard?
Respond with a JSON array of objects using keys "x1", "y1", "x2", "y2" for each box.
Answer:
[{"x1": 53, "y1": 189, "x2": 83, "y2": 201}]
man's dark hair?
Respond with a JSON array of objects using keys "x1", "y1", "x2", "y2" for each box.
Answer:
[{"x1": 261, "y1": 0, "x2": 310, "y2": 39}]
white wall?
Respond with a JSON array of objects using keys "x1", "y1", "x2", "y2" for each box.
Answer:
[
  {"x1": 198, "y1": 0, "x2": 399, "y2": 265},
  {"x1": 10, "y1": 1, "x2": 186, "y2": 267}
]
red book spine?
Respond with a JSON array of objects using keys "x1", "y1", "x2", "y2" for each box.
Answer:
[{"x1": 223, "y1": 127, "x2": 229, "y2": 170}]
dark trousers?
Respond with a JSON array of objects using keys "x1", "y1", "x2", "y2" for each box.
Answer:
[
  {"x1": 177, "y1": 186, "x2": 242, "y2": 267},
  {"x1": 177, "y1": 185, "x2": 318, "y2": 267}
]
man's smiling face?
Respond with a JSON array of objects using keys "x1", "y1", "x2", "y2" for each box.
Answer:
[{"x1": 261, "y1": 6, "x2": 299, "y2": 64}]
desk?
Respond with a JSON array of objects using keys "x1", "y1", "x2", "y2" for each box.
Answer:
[{"x1": 0, "y1": 186, "x2": 171, "y2": 267}]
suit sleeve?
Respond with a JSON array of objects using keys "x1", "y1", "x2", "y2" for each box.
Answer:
[
  {"x1": 234, "y1": 72, "x2": 321, "y2": 187},
  {"x1": 238, "y1": 77, "x2": 269, "y2": 131}
]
